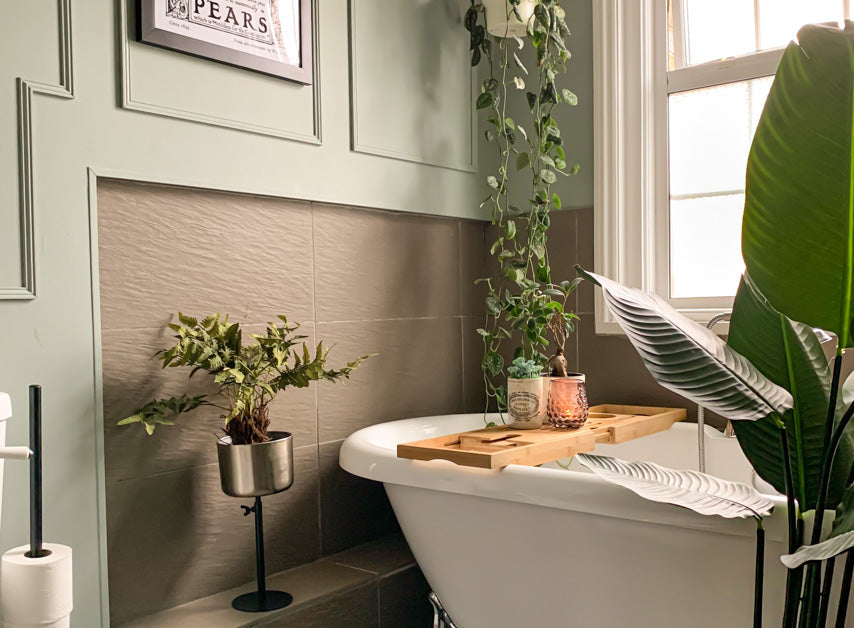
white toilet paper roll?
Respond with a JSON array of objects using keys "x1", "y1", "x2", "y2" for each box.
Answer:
[{"x1": 1, "y1": 543, "x2": 72, "y2": 628}]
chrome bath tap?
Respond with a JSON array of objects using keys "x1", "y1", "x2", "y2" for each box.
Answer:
[{"x1": 697, "y1": 312, "x2": 734, "y2": 473}]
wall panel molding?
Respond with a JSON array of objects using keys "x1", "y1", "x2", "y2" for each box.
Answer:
[
  {"x1": 347, "y1": 0, "x2": 477, "y2": 173},
  {"x1": 118, "y1": 0, "x2": 322, "y2": 144},
  {"x1": 2, "y1": 0, "x2": 75, "y2": 300}
]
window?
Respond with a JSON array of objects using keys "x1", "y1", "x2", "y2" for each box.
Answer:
[{"x1": 593, "y1": 0, "x2": 851, "y2": 333}]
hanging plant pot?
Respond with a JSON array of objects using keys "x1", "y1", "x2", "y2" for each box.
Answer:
[
  {"x1": 216, "y1": 431, "x2": 294, "y2": 498},
  {"x1": 482, "y1": 0, "x2": 535, "y2": 37}
]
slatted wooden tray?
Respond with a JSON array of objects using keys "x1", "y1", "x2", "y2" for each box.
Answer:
[{"x1": 397, "y1": 404, "x2": 686, "y2": 469}]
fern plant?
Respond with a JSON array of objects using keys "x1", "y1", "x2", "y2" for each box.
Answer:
[
  {"x1": 118, "y1": 313, "x2": 371, "y2": 444},
  {"x1": 466, "y1": 0, "x2": 580, "y2": 414}
]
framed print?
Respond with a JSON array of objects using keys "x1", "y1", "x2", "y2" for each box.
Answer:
[{"x1": 138, "y1": 0, "x2": 313, "y2": 84}]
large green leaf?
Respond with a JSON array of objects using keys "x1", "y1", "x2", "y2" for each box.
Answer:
[
  {"x1": 578, "y1": 454, "x2": 774, "y2": 519},
  {"x1": 577, "y1": 267, "x2": 793, "y2": 422},
  {"x1": 728, "y1": 273, "x2": 854, "y2": 510},
  {"x1": 743, "y1": 23, "x2": 854, "y2": 348}
]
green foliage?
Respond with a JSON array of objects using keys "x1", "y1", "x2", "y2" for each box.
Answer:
[
  {"x1": 507, "y1": 357, "x2": 541, "y2": 379},
  {"x1": 580, "y1": 24, "x2": 854, "y2": 626},
  {"x1": 117, "y1": 394, "x2": 209, "y2": 436},
  {"x1": 466, "y1": 0, "x2": 579, "y2": 414},
  {"x1": 118, "y1": 313, "x2": 372, "y2": 443}
]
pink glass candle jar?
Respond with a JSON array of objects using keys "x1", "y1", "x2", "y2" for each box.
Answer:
[{"x1": 546, "y1": 374, "x2": 589, "y2": 428}]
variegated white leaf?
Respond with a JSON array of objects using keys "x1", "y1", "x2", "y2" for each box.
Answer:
[
  {"x1": 578, "y1": 453, "x2": 774, "y2": 519},
  {"x1": 780, "y1": 530, "x2": 854, "y2": 569},
  {"x1": 577, "y1": 267, "x2": 793, "y2": 423}
]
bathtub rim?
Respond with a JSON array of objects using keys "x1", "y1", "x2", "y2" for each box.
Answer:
[{"x1": 340, "y1": 413, "x2": 790, "y2": 543}]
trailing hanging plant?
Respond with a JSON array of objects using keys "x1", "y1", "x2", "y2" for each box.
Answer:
[
  {"x1": 465, "y1": 0, "x2": 580, "y2": 415},
  {"x1": 118, "y1": 313, "x2": 372, "y2": 444}
]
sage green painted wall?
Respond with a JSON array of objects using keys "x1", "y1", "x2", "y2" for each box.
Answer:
[
  {"x1": 478, "y1": 0, "x2": 593, "y2": 211},
  {"x1": 0, "y1": 1, "x2": 490, "y2": 625}
]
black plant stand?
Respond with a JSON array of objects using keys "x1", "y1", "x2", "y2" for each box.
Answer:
[{"x1": 231, "y1": 496, "x2": 293, "y2": 612}]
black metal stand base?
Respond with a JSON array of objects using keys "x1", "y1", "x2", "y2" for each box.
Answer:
[
  {"x1": 232, "y1": 496, "x2": 293, "y2": 614},
  {"x1": 232, "y1": 590, "x2": 293, "y2": 613}
]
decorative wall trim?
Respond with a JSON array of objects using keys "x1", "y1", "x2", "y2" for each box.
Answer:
[
  {"x1": 118, "y1": 0, "x2": 322, "y2": 144},
  {"x1": 85, "y1": 168, "x2": 110, "y2": 627},
  {"x1": 2, "y1": 0, "x2": 75, "y2": 300},
  {"x1": 347, "y1": 0, "x2": 478, "y2": 173}
]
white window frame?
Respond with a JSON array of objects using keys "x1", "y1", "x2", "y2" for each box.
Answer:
[{"x1": 592, "y1": 0, "x2": 785, "y2": 334}]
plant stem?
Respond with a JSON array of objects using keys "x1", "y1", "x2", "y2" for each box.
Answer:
[
  {"x1": 834, "y1": 550, "x2": 854, "y2": 628},
  {"x1": 818, "y1": 557, "x2": 836, "y2": 627},
  {"x1": 755, "y1": 518, "x2": 766, "y2": 628},
  {"x1": 805, "y1": 355, "x2": 845, "y2": 625},
  {"x1": 782, "y1": 427, "x2": 804, "y2": 628}
]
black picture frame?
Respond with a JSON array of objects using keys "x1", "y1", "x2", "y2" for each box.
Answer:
[{"x1": 138, "y1": 0, "x2": 313, "y2": 84}]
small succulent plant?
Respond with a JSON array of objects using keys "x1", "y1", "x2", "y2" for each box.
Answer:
[{"x1": 506, "y1": 357, "x2": 541, "y2": 379}]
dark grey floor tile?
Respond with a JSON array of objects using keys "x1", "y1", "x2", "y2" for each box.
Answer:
[
  {"x1": 262, "y1": 583, "x2": 378, "y2": 628},
  {"x1": 329, "y1": 533, "x2": 414, "y2": 575}
]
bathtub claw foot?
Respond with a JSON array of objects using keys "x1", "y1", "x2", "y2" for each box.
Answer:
[{"x1": 429, "y1": 591, "x2": 457, "y2": 628}]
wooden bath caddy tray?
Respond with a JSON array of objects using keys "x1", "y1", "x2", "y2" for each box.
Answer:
[{"x1": 397, "y1": 404, "x2": 686, "y2": 469}]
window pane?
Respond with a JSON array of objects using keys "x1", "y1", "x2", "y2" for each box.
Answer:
[
  {"x1": 670, "y1": 195, "x2": 745, "y2": 298},
  {"x1": 668, "y1": 76, "x2": 772, "y2": 298},
  {"x1": 680, "y1": 0, "x2": 756, "y2": 67},
  {"x1": 758, "y1": 0, "x2": 842, "y2": 50},
  {"x1": 669, "y1": 0, "x2": 845, "y2": 69},
  {"x1": 670, "y1": 82, "x2": 745, "y2": 196}
]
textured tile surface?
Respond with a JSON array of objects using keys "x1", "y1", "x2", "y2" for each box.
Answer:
[
  {"x1": 319, "y1": 440, "x2": 399, "y2": 555},
  {"x1": 316, "y1": 317, "x2": 464, "y2": 442},
  {"x1": 312, "y1": 204, "x2": 461, "y2": 321},
  {"x1": 462, "y1": 317, "x2": 487, "y2": 413},
  {"x1": 575, "y1": 207, "x2": 595, "y2": 313},
  {"x1": 101, "y1": 325, "x2": 318, "y2": 482},
  {"x1": 460, "y1": 219, "x2": 488, "y2": 316},
  {"x1": 98, "y1": 180, "x2": 485, "y2": 625},
  {"x1": 97, "y1": 180, "x2": 315, "y2": 330},
  {"x1": 107, "y1": 445, "x2": 320, "y2": 625}
]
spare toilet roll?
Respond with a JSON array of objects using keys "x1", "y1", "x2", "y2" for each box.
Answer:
[{"x1": 1, "y1": 543, "x2": 72, "y2": 628}]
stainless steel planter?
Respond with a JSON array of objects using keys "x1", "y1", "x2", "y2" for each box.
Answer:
[{"x1": 216, "y1": 431, "x2": 294, "y2": 498}]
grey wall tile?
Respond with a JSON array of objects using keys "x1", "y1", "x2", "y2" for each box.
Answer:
[
  {"x1": 101, "y1": 325, "x2": 318, "y2": 483},
  {"x1": 545, "y1": 208, "x2": 579, "y2": 286},
  {"x1": 99, "y1": 180, "x2": 485, "y2": 624},
  {"x1": 378, "y1": 566, "x2": 433, "y2": 628},
  {"x1": 462, "y1": 317, "x2": 487, "y2": 413},
  {"x1": 319, "y1": 441, "x2": 399, "y2": 556},
  {"x1": 316, "y1": 317, "x2": 464, "y2": 442},
  {"x1": 312, "y1": 203, "x2": 461, "y2": 322},
  {"x1": 575, "y1": 207, "x2": 594, "y2": 313},
  {"x1": 97, "y1": 180, "x2": 315, "y2": 331},
  {"x1": 264, "y1": 583, "x2": 379, "y2": 628},
  {"x1": 460, "y1": 220, "x2": 488, "y2": 316},
  {"x1": 106, "y1": 445, "x2": 320, "y2": 625}
]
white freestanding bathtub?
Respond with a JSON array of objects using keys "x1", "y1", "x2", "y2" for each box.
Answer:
[{"x1": 340, "y1": 413, "x2": 809, "y2": 628}]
